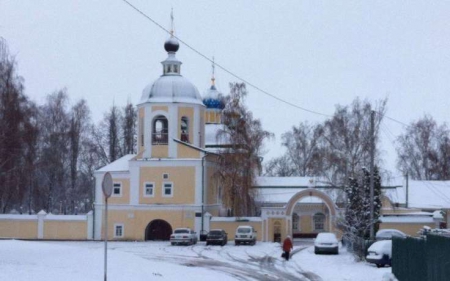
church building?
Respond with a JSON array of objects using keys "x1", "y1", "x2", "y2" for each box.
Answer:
[{"x1": 93, "y1": 30, "x2": 225, "y2": 241}]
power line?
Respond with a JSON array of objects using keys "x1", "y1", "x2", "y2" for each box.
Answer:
[
  {"x1": 121, "y1": 0, "x2": 332, "y2": 118},
  {"x1": 383, "y1": 115, "x2": 409, "y2": 127}
]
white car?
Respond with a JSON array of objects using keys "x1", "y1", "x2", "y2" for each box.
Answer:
[
  {"x1": 314, "y1": 232, "x2": 339, "y2": 254},
  {"x1": 366, "y1": 240, "x2": 392, "y2": 268},
  {"x1": 376, "y1": 229, "x2": 407, "y2": 240},
  {"x1": 170, "y1": 228, "x2": 198, "y2": 246},
  {"x1": 235, "y1": 226, "x2": 257, "y2": 245}
]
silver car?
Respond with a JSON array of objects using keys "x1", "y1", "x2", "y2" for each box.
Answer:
[
  {"x1": 314, "y1": 232, "x2": 339, "y2": 254},
  {"x1": 170, "y1": 228, "x2": 198, "y2": 246}
]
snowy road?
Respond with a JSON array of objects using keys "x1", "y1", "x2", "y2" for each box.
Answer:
[{"x1": 0, "y1": 240, "x2": 391, "y2": 280}]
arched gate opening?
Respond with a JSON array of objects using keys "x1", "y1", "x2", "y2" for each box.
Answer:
[
  {"x1": 285, "y1": 189, "x2": 338, "y2": 238},
  {"x1": 145, "y1": 219, "x2": 172, "y2": 241}
]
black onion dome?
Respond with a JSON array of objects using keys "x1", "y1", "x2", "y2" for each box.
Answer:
[{"x1": 164, "y1": 37, "x2": 179, "y2": 53}]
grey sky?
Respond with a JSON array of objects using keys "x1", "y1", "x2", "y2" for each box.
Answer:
[{"x1": 1, "y1": 1, "x2": 449, "y2": 177}]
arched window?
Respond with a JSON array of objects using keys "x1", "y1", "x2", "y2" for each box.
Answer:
[
  {"x1": 292, "y1": 213, "x2": 299, "y2": 230},
  {"x1": 313, "y1": 213, "x2": 325, "y2": 232},
  {"x1": 152, "y1": 115, "x2": 168, "y2": 145},
  {"x1": 180, "y1": 116, "x2": 189, "y2": 142}
]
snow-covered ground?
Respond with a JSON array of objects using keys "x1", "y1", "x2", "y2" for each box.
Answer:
[{"x1": 0, "y1": 239, "x2": 392, "y2": 281}]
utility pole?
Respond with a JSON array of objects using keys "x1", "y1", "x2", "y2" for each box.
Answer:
[
  {"x1": 405, "y1": 172, "x2": 409, "y2": 208},
  {"x1": 369, "y1": 110, "x2": 375, "y2": 240}
]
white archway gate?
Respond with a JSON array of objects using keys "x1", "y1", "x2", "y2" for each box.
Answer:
[{"x1": 261, "y1": 188, "x2": 338, "y2": 241}]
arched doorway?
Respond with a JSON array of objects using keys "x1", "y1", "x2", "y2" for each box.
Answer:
[{"x1": 145, "y1": 219, "x2": 172, "y2": 241}]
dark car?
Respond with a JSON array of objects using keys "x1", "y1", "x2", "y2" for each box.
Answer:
[{"x1": 206, "y1": 229, "x2": 228, "y2": 246}]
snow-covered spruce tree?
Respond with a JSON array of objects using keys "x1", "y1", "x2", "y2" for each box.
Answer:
[
  {"x1": 342, "y1": 177, "x2": 361, "y2": 241},
  {"x1": 341, "y1": 167, "x2": 382, "y2": 259}
]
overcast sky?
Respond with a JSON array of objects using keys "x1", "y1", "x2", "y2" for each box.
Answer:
[{"x1": 1, "y1": 1, "x2": 449, "y2": 177}]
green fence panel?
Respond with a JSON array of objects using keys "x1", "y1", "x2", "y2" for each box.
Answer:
[
  {"x1": 426, "y1": 235, "x2": 450, "y2": 281},
  {"x1": 392, "y1": 237, "x2": 427, "y2": 281}
]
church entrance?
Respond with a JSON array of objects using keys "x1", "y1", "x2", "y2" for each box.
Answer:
[{"x1": 145, "y1": 219, "x2": 172, "y2": 241}]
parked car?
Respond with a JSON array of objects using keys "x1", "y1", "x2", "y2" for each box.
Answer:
[
  {"x1": 206, "y1": 229, "x2": 228, "y2": 246},
  {"x1": 314, "y1": 232, "x2": 339, "y2": 254},
  {"x1": 366, "y1": 240, "x2": 392, "y2": 268},
  {"x1": 376, "y1": 229, "x2": 407, "y2": 240},
  {"x1": 235, "y1": 226, "x2": 257, "y2": 245},
  {"x1": 170, "y1": 228, "x2": 198, "y2": 246}
]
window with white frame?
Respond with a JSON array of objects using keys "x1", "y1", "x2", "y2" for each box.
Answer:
[
  {"x1": 292, "y1": 213, "x2": 299, "y2": 230},
  {"x1": 112, "y1": 183, "x2": 122, "y2": 197},
  {"x1": 144, "y1": 182, "x2": 155, "y2": 197},
  {"x1": 162, "y1": 182, "x2": 173, "y2": 197},
  {"x1": 114, "y1": 224, "x2": 124, "y2": 238},
  {"x1": 313, "y1": 213, "x2": 325, "y2": 231}
]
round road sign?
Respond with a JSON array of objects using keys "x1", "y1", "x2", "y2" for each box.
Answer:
[{"x1": 102, "y1": 172, "x2": 113, "y2": 198}]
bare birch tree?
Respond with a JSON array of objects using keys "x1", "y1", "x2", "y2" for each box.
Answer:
[
  {"x1": 0, "y1": 39, "x2": 37, "y2": 213},
  {"x1": 397, "y1": 115, "x2": 450, "y2": 180},
  {"x1": 216, "y1": 83, "x2": 273, "y2": 216}
]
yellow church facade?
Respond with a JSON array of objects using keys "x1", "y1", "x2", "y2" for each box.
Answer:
[{"x1": 1, "y1": 32, "x2": 449, "y2": 242}]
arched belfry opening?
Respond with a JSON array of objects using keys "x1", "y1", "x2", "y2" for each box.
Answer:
[
  {"x1": 145, "y1": 219, "x2": 172, "y2": 241},
  {"x1": 152, "y1": 115, "x2": 168, "y2": 145}
]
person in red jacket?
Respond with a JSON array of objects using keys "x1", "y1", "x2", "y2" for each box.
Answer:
[{"x1": 282, "y1": 235, "x2": 293, "y2": 261}]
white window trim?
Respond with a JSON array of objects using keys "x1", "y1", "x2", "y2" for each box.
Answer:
[
  {"x1": 112, "y1": 182, "x2": 122, "y2": 197},
  {"x1": 162, "y1": 182, "x2": 173, "y2": 197},
  {"x1": 313, "y1": 213, "x2": 325, "y2": 231},
  {"x1": 114, "y1": 224, "x2": 124, "y2": 238},
  {"x1": 143, "y1": 182, "x2": 155, "y2": 198},
  {"x1": 163, "y1": 173, "x2": 169, "y2": 180}
]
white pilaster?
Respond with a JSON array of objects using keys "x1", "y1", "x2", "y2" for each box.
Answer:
[
  {"x1": 143, "y1": 106, "x2": 151, "y2": 158},
  {"x1": 169, "y1": 105, "x2": 177, "y2": 158},
  {"x1": 193, "y1": 105, "x2": 200, "y2": 147},
  {"x1": 87, "y1": 211, "x2": 93, "y2": 240},
  {"x1": 129, "y1": 160, "x2": 139, "y2": 205},
  {"x1": 94, "y1": 205, "x2": 103, "y2": 240},
  {"x1": 195, "y1": 162, "x2": 203, "y2": 205},
  {"x1": 37, "y1": 210, "x2": 46, "y2": 239}
]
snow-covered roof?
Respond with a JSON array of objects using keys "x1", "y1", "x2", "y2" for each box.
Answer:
[
  {"x1": 255, "y1": 177, "x2": 450, "y2": 210},
  {"x1": 210, "y1": 217, "x2": 262, "y2": 222},
  {"x1": 379, "y1": 215, "x2": 434, "y2": 224},
  {"x1": 140, "y1": 75, "x2": 204, "y2": 106},
  {"x1": 254, "y1": 187, "x2": 341, "y2": 204},
  {"x1": 96, "y1": 154, "x2": 135, "y2": 172},
  {"x1": 433, "y1": 210, "x2": 444, "y2": 219},
  {"x1": 205, "y1": 123, "x2": 230, "y2": 147},
  {"x1": 384, "y1": 180, "x2": 450, "y2": 209},
  {"x1": 253, "y1": 177, "x2": 341, "y2": 204},
  {"x1": 255, "y1": 177, "x2": 333, "y2": 187}
]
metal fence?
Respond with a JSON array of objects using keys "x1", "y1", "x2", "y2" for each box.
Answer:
[
  {"x1": 343, "y1": 236, "x2": 376, "y2": 260},
  {"x1": 392, "y1": 235, "x2": 450, "y2": 281}
]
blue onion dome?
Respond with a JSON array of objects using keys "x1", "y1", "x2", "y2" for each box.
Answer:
[
  {"x1": 164, "y1": 36, "x2": 179, "y2": 53},
  {"x1": 203, "y1": 84, "x2": 225, "y2": 109}
]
